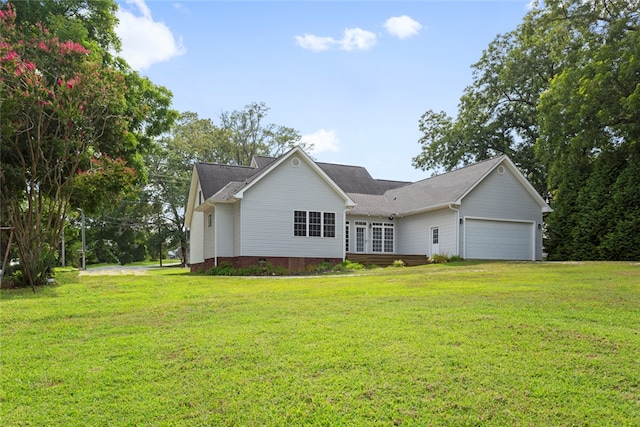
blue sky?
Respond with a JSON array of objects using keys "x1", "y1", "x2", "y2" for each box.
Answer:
[{"x1": 115, "y1": 0, "x2": 533, "y2": 182}]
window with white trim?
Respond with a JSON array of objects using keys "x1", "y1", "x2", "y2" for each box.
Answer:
[
  {"x1": 345, "y1": 221, "x2": 350, "y2": 252},
  {"x1": 293, "y1": 211, "x2": 336, "y2": 238},
  {"x1": 309, "y1": 211, "x2": 321, "y2": 237},
  {"x1": 294, "y1": 210, "x2": 307, "y2": 236},
  {"x1": 324, "y1": 212, "x2": 336, "y2": 238},
  {"x1": 372, "y1": 222, "x2": 394, "y2": 253}
]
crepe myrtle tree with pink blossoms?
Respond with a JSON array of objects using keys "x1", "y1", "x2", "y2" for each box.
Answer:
[{"x1": 0, "y1": 4, "x2": 142, "y2": 289}]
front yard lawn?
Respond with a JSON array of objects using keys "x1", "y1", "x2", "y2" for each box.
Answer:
[{"x1": 1, "y1": 262, "x2": 638, "y2": 425}]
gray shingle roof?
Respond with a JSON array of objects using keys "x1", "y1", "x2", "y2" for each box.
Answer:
[
  {"x1": 251, "y1": 156, "x2": 277, "y2": 169},
  {"x1": 195, "y1": 154, "x2": 506, "y2": 216},
  {"x1": 195, "y1": 163, "x2": 258, "y2": 200},
  {"x1": 246, "y1": 157, "x2": 410, "y2": 195},
  {"x1": 316, "y1": 162, "x2": 410, "y2": 195},
  {"x1": 347, "y1": 156, "x2": 505, "y2": 216}
]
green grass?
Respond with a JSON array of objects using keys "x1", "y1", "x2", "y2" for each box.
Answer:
[{"x1": 1, "y1": 262, "x2": 639, "y2": 425}]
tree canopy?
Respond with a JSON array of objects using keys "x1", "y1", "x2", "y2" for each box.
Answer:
[
  {"x1": 0, "y1": 1, "x2": 175, "y2": 288},
  {"x1": 217, "y1": 102, "x2": 311, "y2": 166},
  {"x1": 413, "y1": 0, "x2": 639, "y2": 260}
]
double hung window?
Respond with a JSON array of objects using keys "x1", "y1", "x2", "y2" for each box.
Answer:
[{"x1": 294, "y1": 211, "x2": 336, "y2": 238}]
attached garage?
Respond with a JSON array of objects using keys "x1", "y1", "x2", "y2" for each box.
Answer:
[{"x1": 464, "y1": 218, "x2": 535, "y2": 261}]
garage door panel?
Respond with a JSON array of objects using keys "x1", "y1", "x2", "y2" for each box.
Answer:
[{"x1": 465, "y1": 219, "x2": 533, "y2": 260}]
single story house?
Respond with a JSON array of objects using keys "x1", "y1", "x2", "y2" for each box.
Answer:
[{"x1": 185, "y1": 146, "x2": 552, "y2": 272}]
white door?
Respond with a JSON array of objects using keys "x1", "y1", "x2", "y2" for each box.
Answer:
[
  {"x1": 465, "y1": 219, "x2": 534, "y2": 260},
  {"x1": 430, "y1": 227, "x2": 440, "y2": 255},
  {"x1": 355, "y1": 223, "x2": 367, "y2": 253}
]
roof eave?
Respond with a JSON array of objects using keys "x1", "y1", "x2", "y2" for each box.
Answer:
[
  {"x1": 184, "y1": 166, "x2": 200, "y2": 229},
  {"x1": 397, "y1": 202, "x2": 456, "y2": 218}
]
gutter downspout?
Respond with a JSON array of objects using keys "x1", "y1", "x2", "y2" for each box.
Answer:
[
  {"x1": 343, "y1": 208, "x2": 347, "y2": 261},
  {"x1": 448, "y1": 204, "x2": 460, "y2": 256},
  {"x1": 214, "y1": 205, "x2": 218, "y2": 268}
]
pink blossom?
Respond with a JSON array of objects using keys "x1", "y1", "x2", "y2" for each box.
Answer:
[
  {"x1": 59, "y1": 40, "x2": 89, "y2": 55},
  {"x1": 3, "y1": 51, "x2": 18, "y2": 61}
]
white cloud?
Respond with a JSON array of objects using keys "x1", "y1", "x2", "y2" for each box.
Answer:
[
  {"x1": 116, "y1": 0, "x2": 186, "y2": 70},
  {"x1": 295, "y1": 28, "x2": 376, "y2": 52},
  {"x1": 384, "y1": 16, "x2": 422, "y2": 39},
  {"x1": 340, "y1": 28, "x2": 377, "y2": 51},
  {"x1": 300, "y1": 129, "x2": 340, "y2": 154},
  {"x1": 294, "y1": 34, "x2": 336, "y2": 52}
]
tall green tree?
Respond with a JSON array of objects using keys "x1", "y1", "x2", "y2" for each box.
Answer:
[
  {"x1": 218, "y1": 102, "x2": 311, "y2": 166},
  {"x1": 0, "y1": 4, "x2": 135, "y2": 287},
  {"x1": 9, "y1": 0, "x2": 120, "y2": 54},
  {"x1": 537, "y1": 0, "x2": 640, "y2": 260},
  {"x1": 145, "y1": 112, "x2": 225, "y2": 266},
  {"x1": 413, "y1": 0, "x2": 639, "y2": 260},
  {"x1": 0, "y1": 2, "x2": 176, "y2": 287},
  {"x1": 411, "y1": 5, "x2": 570, "y2": 193}
]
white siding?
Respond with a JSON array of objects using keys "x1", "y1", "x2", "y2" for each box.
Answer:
[
  {"x1": 216, "y1": 204, "x2": 234, "y2": 257},
  {"x1": 203, "y1": 208, "x2": 215, "y2": 260},
  {"x1": 239, "y1": 154, "x2": 346, "y2": 258},
  {"x1": 233, "y1": 202, "x2": 241, "y2": 256},
  {"x1": 460, "y1": 166, "x2": 544, "y2": 260},
  {"x1": 188, "y1": 182, "x2": 205, "y2": 264},
  {"x1": 190, "y1": 211, "x2": 204, "y2": 264},
  {"x1": 397, "y1": 208, "x2": 457, "y2": 256}
]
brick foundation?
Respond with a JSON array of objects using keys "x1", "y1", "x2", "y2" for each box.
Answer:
[{"x1": 190, "y1": 256, "x2": 342, "y2": 273}]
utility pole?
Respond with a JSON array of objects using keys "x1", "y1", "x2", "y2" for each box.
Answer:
[{"x1": 80, "y1": 209, "x2": 86, "y2": 271}]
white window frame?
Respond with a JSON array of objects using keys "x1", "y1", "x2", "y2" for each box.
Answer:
[
  {"x1": 372, "y1": 222, "x2": 395, "y2": 253},
  {"x1": 345, "y1": 221, "x2": 350, "y2": 252},
  {"x1": 293, "y1": 210, "x2": 336, "y2": 238},
  {"x1": 354, "y1": 221, "x2": 367, "y2": 253}
]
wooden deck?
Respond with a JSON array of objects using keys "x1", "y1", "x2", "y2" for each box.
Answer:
[{"x1": 346, "y1": 253, "x2": 430, "y2": 267}]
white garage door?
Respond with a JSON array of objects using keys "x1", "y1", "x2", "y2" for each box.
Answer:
[{"x1": 465, "y1": 219, "x2": 534, "y2": 260}]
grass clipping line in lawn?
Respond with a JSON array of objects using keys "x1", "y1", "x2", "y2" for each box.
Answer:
[{"x1": 1, "y1": 262, "x2": 639, "y2": 425}]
